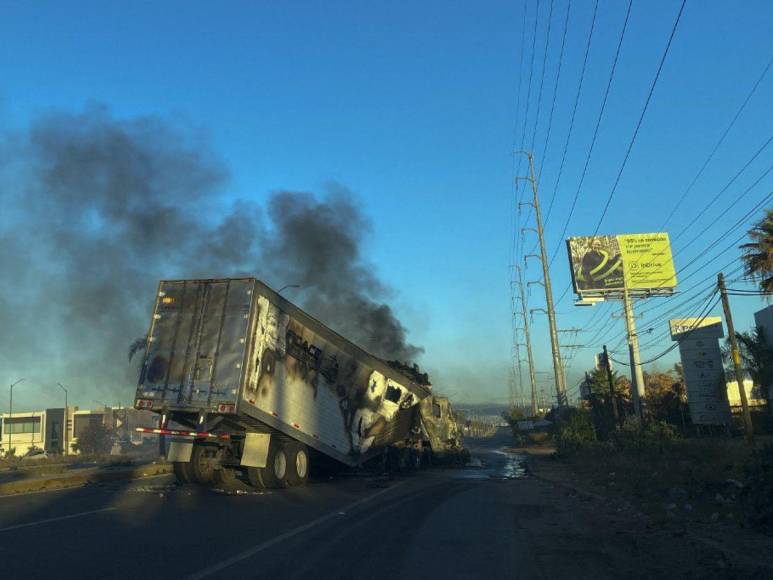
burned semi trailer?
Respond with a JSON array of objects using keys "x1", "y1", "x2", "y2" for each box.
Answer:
[
  {"x1": 417, "y1": 396, "x2": 468, "y2": 464},
  {"x1": 133, "y1": 278, "x2": 437, "y2": 488}
]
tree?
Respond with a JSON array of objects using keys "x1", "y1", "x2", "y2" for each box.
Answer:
[
  {"x1": 583, "y1": 367, "x2": 631, "y2": 405},
  {"x1": 644, "y1": 370, "x2": 687, "y2": 426},
  {"x1": 581, "y1": 368, "x2": 632, "y2": 437},
  {"x1": 502, "y1": 406, "x2": 527, "y2": 437},
  {"x1": 741, "y1": 208, "x2": 773, "y2": 294},
  {"x1": 722, "y1": 327, "x2": 773, "y2": 410},
  {"x1": 73, "y1": 422, "x2": 114, "y2": 455}
]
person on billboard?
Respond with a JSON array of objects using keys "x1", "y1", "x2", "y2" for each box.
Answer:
[{"x1": 575, "y1": 236, "x2": 624, "y2": 291}]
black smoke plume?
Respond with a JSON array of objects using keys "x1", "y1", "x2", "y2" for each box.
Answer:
[
  {"x1": 0, "y1": 107, "x2": 421, "y2": 404},
  {"x1": 262, "y1": 190, "x2": 423, "y2": 362}
]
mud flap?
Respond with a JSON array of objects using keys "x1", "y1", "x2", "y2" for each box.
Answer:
[
  {"x1": 167, "y1": 439, "x2": 194, "y2": 463},
  {"x1": 241, "y1": 433, "x2": 271, "y2": 468}
]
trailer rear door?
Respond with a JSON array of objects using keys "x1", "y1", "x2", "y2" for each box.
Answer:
[{"x1": 137, "y1": 279, "x2": 254, "y2": 411}]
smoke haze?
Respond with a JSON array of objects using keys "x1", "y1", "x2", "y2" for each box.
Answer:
[{"x1": 0, "y1": 107, "x2": 421, "y2": 406}]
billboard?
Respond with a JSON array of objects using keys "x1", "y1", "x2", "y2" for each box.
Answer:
[{"x1": 567, "y1": 232, "x2": 677, "y2": 295}]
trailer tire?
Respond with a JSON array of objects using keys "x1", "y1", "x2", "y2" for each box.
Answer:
[
  {"x1": 190, "y1": 444, "x2": 217, "y2": 485},
  {"x1": 257, "y1": 440, "x2": 291, "y2": 489},
  {"x1": 287, "y1": 442, "x2": 309, "y2": 486},
  {"x1": 213, "y1": 467, "x2": 237, "y2": 488},
  {"x1": 173, "y1": 461, "x2": 193, "y2": 484},
  {"x1": 246, "y1": 467, "x2": 265, "y2": 489}
]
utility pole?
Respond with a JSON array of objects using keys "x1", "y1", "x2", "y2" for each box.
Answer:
[
  {"x1": 513, "y1": 342, "x2": 525, "y2": 409},
  {"x1": 521, "y1": 151, "x2": 567, "y2": 406},
  {"x1": 602, "y1": 345, "x2": 620, "y2": 427},
  {"x1": 515, "y1": 267, "x2": 539, "y2": 416},
  {"x1": 622, "y1": 286, "x2": 646, "y2": 420},
  {"x1": 718, "y1": 273, "x2": 754, "y2": 444}
]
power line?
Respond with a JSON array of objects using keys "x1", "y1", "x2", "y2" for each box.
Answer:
[
  {"x1": 529, "y1": 0, "x2": 555, "y2": 153},
  {"x1": 509, "y1": 0, "x2": 530, "y2": 290},
  {"x1": 601, "y1": 262, "x2": 745, "y2": 352},
  {"x1": 660, "y1": 54, "x2": 773, "y2": 229},
  {"x1": 672, "y1": 138, "x2": 773, "y2": 244},
  {"x1": 514, "y1": 1, "x2": 542, "y2": 237},
  {"x1": 536, "y1": 0, "x2": 572, "y2": 186},
  {"x1": 611, "y1": 294, "x2": 721, "y2": 367},
  {"x1": 591, "y1": 0, "x2": 688, "y2": 235},
  {"x1": 548, "y1": 0, "x2": 634, "y2": 266},
  {"x1": 543, "y1": 0, "x2": 599, "y2": 226}
]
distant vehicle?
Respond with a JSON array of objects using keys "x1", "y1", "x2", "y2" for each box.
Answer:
[
  {"x1": 22, "y1": 448, "x2": 48, "y2": 461},
  {"x1": 134, "y1": 278, "x2": 466, "y2": 488}
]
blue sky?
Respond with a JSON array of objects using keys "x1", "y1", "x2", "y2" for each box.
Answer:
[{"x1": 1, "y1": 0, "x2": 772, "y2": 409}]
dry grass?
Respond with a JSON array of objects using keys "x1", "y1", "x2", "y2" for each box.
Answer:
[{"x1": 548, "y1": 437, "x2": 761, "y2": 526}]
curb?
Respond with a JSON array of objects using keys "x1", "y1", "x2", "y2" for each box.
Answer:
[{"x1": 0, "y1": 463, "x2": 172, "y2": 496}]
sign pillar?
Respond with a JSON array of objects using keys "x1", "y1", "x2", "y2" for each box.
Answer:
[{"x1": 669, "y1": 316, "x2": 731, "y2": 427}]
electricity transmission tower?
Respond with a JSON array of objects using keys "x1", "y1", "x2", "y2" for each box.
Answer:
[{"x1": 516, "y1": 151, "x2": 567, "y2": 406}]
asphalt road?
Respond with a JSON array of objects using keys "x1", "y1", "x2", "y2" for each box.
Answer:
[{"x1": 0, "y1": 431, "x2": 744, "y2": 579}]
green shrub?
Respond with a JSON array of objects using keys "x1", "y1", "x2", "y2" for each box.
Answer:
[
  {"x1": 612, "y1": 417, "x2": 679, "y2": 452},
  {"x1": 554, "y1": 408, "x2": 596, "y2": 455}
]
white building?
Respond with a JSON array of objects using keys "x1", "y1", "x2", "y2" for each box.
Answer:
[
  {"x1": 0, "y1": 408, "x2": 66, "y2": 456},
  {"x1": 726, "y1": 379, "x2": 767, "y2": 408}
]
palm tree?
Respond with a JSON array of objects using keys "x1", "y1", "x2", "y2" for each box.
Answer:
[
  {"x1": 722, "y1": 327, "x2": 772, "y2": 412},
  {"x1": 741, "y1": 208, "x2": 773, "y2": 293}
]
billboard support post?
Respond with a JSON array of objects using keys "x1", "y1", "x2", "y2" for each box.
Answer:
[
  {"x1": 524, "y1": 152, "x2": 567, "y2": 407},
  {"x1": 718, "y1": 272, "x2": 754, "y2": 444},
  {"x1": 622, "y1": 286, "x2": 645, "y2": 421}
]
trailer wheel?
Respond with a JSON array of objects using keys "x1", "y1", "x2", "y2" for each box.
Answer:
[
  {"x1": 173, "y1": 461, "x2": 193, "y2": 484},
  {"x1": 190, "y1": 444, "x2": 217, "y2": 485},
  {"x1": 246, "y1": 467, "x2": 265, "y2": 489},
  {"x1": 213, "y1": 467, "x2": 237, "y2": 488},
  {"x1": 287, "y1": 442, "x2": 309, "y2": 486},
  {"x1": 258, "y1": 439, "x2": 291, "y2": 489}
]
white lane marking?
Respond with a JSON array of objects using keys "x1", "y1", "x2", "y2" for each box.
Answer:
[
  {"x1": 186, "y1": 480, "x2": 409, "y2": 580},
  {"x1": 0, "y1": 507, "x2": 117, "y2": 532}
]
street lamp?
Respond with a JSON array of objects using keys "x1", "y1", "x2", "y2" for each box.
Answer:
[
  {"x1": 8, "y1": 378, "x2": 25, "y2": 458},
  {"x1": 277, "y1": 284, "x2": 301, "y2": 294},
  {"x1": 57, "y1": 383, "x2": 69, "y2": 456}
]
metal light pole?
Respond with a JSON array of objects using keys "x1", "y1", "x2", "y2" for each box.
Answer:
[
  {"x1": 57, "y1": 383, "x2": 69, "y2": 455},
  {"x1": 8, "y1": 378, "x2": 25, "y2": 457}
]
